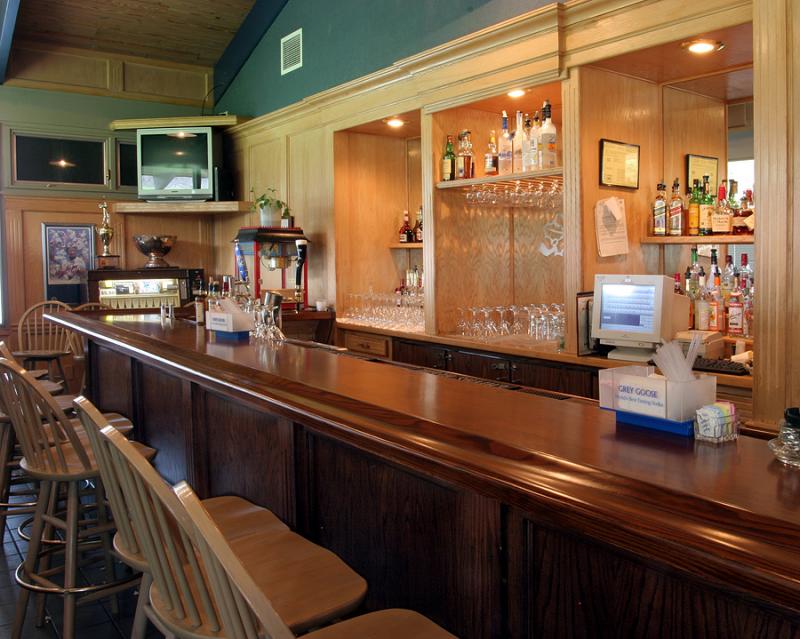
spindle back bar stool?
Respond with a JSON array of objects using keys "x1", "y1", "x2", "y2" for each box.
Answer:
[
  {"x1": 15, "y1": 301, "x2": 73, "y2": 383},
  {"x1": 0, "y1": 358, "x2": 146, "y2": 639},
  {"x1": 76, "y1": 396, "x2": 297, "y2": 638},
  {"x1": 176, "y1": 473, "x2": 457, "y2": 638},
  {"x1": 99, "y1": 421, "x2": 373, "y2": 637}
]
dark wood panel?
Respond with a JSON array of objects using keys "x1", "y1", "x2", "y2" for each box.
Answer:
[
  {"x1": 511, "y1": 357, "x2": 597, "y2": 398},
  {"x1": 305, "y1": 430, "x2": 503, "y2": 639},
  {"x1": 138, "y1": 363, "x2": 192, "y2": 485},
  {"x1": 90, "y1": 343, "x2": 134, "y2": 418},
  {"x1": 198, "y1": 390, "x2": 296, "y2": 526},
  {"x1": 508, "y1": 510, "x2": 800, "y2": 639},
  {"x1": 449, "y1": 349, "x2": 511, "y2": 382},
  {"x1": 392, "y1": 338, "x2": 451, "y2": 369}
]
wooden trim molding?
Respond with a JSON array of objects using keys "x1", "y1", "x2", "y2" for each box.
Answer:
[
  {"x1": 752, "y1": 0, "x2": 796, "y2": 421},
  {"x1": 5, "y1": 40, "x2": 213, "y2": 107}
]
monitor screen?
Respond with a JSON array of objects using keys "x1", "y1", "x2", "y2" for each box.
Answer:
[
  {"x1": 599, "y1": 283, "x2": 656, "y2": 334},
  {"x1": 139, "y1": 131, "x2": 210, "y2": 193}
]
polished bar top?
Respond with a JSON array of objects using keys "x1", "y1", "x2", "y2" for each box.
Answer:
[{"x1": 50, "y1": 312, "x2": 800, "y2": 607}]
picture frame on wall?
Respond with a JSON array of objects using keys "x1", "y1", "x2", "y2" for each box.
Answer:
[
  {"x1": 599, "y1": 139, "x2": 640, "y2": 189},
  {"x1": 686, "y1": 154, "x2": 719, "y2": 191},
  {"x1": 42, "y1": 223, "x2": 95, "y2": 304}
]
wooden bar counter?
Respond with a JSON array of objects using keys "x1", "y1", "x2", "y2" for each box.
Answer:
[{"x1": 49, "y1": 312, "x2": 800, "y2": 638}]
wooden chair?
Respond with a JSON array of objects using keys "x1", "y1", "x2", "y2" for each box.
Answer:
[
  {"x1": 176, "y1": 480, "x2": 457, "y2": 639},
  {"x1": 74, "y1": 396, "x2": 287, "y2": 639},
  {"x1": 0, "y1": 359, "x2": 151, "y2": 639},
  {"x1": 15, "y1": 300, "x2": 73, "y2": 383},
  {"x1": 99, "y1": 421, "x2": 372, "y2": 638}
]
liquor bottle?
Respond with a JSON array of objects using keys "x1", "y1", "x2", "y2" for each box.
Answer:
[
  {"x1": 708, "y1": 275, "x2": 724, "y2": 333},
  {"x1": 733, "y1": 189, "x2": 755, "y2": 235},
  {"x1": 695, "y1": 275, "x2": 711, "y2": 330},
  {"x1": 652, "y1": 182, "x2": 667, "y2": 236},
  {"x1": 743, "y1": 284, "x2": 754, "y2": 338},
  {"x1": 539, "y1": 100, "x2": 558, "y2": 168},
  {"x1": 522, "y1": 114, "x2": 535, "y2": 171},
  {"x1": 531, "y1": 110, "x2": 541, "y2": 170},
  {"x1": 709, "y1": 248, "x2": 721, "y2": 280},
  {"x1": 712, "y1": 181, "x2": 732, "y2": 234},
  {"x1": 687, "y1": 179, "x2": 701, "y2": 236},
  {"x1": 685, "y1": 267, "x2": 695, "y2": 328},
  {"x1": 668, "y1": 178, "x2": 684, "y2": 236},
  {"x1": 673, "y1": 273, "x2": 684, "y2": 295},
  {"x1": 721, "y1": 254, "x2": 737, "y2": 304},
  {"x1": 456, "y1": 129, "x2": 474, "y2": 179},
  {"x1": 442, "y1": 135, "x2": 456, "y2": 181},
  {"x1": 739, "y1": 253, "x2": 754, "y2": 292},
  {"x1": 687, "y1": 247, "x2": 703, "y2": 297},
  {"x1": 414, "y1": 206, "x2": 423, "y2": 242},
  {"x1": 727, "y1": 276, "x2": 745, "y2": 337},
  {"x1": 498, "y1": 111, "x2": 513, "y2": 175},
  {"x1": 484, "y1": 130, "x2": 499, "y2": 176},
  {"x1": 512, "y1": 111, "x2": 525, "y2": 173},
  {"x1": 398, "y1": 210, "x2": 412, "y2": 243},
  {"x1": 699, "y1": 175, "x2": 714, "y2": 236}
]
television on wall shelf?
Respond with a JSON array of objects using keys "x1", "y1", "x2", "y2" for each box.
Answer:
[{"x1": 136, "y1": 127, "x2": 222, "y2": 201}]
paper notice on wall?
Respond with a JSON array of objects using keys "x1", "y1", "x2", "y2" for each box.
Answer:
[{"x1": 595, "y1": 197, "x2": 629, "y2": 257}]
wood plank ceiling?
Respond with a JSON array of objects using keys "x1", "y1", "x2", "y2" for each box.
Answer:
[{"x1": 13, "y1": 0, "x2": 256, "y2": 66}]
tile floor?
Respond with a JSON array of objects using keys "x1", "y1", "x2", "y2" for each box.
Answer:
[{"x1": 0, "y1": 490, "x2": 164, "y2": 639}]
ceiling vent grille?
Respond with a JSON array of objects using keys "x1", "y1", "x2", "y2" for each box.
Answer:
[{"x1": 281, "y1": 28, "x2": 303, "y2": 75}]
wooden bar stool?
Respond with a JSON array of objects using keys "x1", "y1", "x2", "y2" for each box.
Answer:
[
  {"x1": 175, "y1": 477, "x2": 457, "y2": 638},
  {"x1": 75, "y1": 396, "x2": 289, "y2": 639},
  {"x1": 0, "y1": 359, "x2": 153, "y2": 639},
  {"x1": 0, "y1": 345, "x2": 133, "y2": 544},
  {"x1": 99, "y1": 415, "x2": 372, "y2": 637},
  {"x1": 14, "y1": 301, "x2": 73, "y2": 384}
]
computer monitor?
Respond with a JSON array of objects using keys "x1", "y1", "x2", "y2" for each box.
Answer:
[{"x1": 591, "y1": 274, "x2": 689, "y2": 362}]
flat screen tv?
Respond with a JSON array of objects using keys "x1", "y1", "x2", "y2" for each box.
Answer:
[{"x1": 137, "y1": 127, "x2": 220, "y2": 201}]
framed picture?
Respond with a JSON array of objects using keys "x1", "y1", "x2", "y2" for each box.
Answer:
[
  {"x1": 599, "y1": 139, "x2": 640, "y2": 189},
  {"x1": 42, "y1": 223, "x2": 95, "y2": 304},
  {"x1": 686, "y1": 154, "x2": 719, "y2": 191}
]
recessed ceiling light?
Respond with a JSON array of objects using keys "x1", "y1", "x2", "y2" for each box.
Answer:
[
  {"x1": 49, "y1": 159, "x2": 75, "y2": 168},
  {"x1": 385, "y1": 117, "x2": 404, "y2": 128},
  {"x1": 507, "y1": 89, "x2": 526, "y2": 98},
  {"x1": 683, "y1": 39, "x2": 725, "y2": 54},
  {"x1": 167, "y1": 131, "x2": 197, "y2": 138}
]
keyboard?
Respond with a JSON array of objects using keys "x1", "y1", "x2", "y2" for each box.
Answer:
[{"x1": 692, "y1": 357, "x2": 750, "y2": 376}]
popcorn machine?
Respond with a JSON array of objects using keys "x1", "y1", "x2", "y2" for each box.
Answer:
[{"x1": 234, "y1": 227, "x2": 309, "y2": 311}]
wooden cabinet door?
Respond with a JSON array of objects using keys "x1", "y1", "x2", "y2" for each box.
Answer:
[
  {"x1": 511, "y1": 358, "x2": 598, "y2": 398},
  {"x1": 392, "y1": 339, "x2": 451, "y2": 370},
  {"x1": 449, "y1": 349, "x2": 511, "y2": 382}
]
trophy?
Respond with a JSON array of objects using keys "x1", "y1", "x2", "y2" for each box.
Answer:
[{"x1": 95, "y1": 200, "x2": 120, "y2": 269}]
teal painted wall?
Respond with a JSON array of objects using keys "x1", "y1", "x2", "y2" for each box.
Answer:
[
  {"x1": 0, "y1": 85, "x2": 195, "y2": 131},
  {"x1": 217, "y1": 0, "x2": 554, "y2": 117}
]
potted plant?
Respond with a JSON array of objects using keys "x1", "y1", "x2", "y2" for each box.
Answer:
[{"x1": 253, "y1": 188, "x2": 292, "y2": 227}]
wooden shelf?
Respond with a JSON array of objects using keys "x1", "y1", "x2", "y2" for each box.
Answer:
[
  {"x1": 435, "y1": 167, "x2": 563, "y2": 190},
  {"x1": 109, "y1": 115, "x2": 249, "y2": 131},
  {"x1": 113, "y1": 201, "x2": 252, "y2": 216},
  {"x1": 641, "y1": 234, "x2": 754, "y2": 245},
  {"x1": 388, "y1": 243, "x2": 424, "y2": 249}
]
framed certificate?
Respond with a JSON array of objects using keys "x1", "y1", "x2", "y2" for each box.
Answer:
[
  {"x1": 686, "y1": 154, "x2": 719, "y2": 191},
  {"x1": 599, "y1": 139, "x2": 640, "y2": 189}
]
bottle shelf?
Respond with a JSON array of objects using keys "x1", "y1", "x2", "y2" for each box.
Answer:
[
  {"x1": 435, "y1": 167, "x2": 563, "y2": 190},
  {"x1": 640, "y1": 234, "x2": 754, "y2": 245},
  {"x1": 389, "y1": 243, "x2": 424, "y2": 249}
]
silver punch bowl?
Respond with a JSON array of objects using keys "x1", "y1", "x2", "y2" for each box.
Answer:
[{"x1": 133, "y1": 235, "x2": 177, "y2": 268}]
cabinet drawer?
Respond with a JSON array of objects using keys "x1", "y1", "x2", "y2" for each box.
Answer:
[{"x1": 344, "y1": 331, "x2": 391, "y2": 358}]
